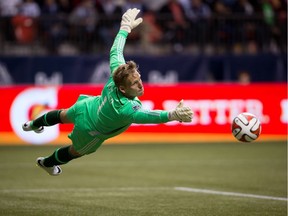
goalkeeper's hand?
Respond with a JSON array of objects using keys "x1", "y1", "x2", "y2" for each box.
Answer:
[
  {"x1": 120, "y1": 8, "x2": 143, "y2": 33},
  {"x1": 168, "y1": 100, "x2": 193, "y2": 122}
]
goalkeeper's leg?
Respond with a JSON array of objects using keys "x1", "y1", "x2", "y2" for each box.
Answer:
[
  {"x1": 41, "y1": 145, "x2": 81, "y2": 167},
  {"x1": 22, "y1": 109, "x2": 72, "y2": 133},
  {"x1": 36, "y1": 145, "x2": 81, "y2": 176}
]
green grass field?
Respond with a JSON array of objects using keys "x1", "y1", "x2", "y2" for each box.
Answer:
[{"x1": 0, "y1": 141, "x2": 286, "y2": 216}]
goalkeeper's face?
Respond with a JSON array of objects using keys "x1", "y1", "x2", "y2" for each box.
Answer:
[{"x1": 120, "y1": 71, "x2": 144, "y2": 99}]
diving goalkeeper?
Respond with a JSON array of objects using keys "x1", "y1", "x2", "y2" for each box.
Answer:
[{"x1": 22, "y1": 8, "x2": 193, "y2": 176}]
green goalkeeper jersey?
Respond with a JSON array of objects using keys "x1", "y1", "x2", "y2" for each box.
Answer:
[{"x1": 81, "y1": 30, "x2": 169, "y2": 139}]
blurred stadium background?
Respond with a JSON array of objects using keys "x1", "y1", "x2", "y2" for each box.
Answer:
[{"x1": 0, "y1": 0, "x2": 287, "y2": 215}]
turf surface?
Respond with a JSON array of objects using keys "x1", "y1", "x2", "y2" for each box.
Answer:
[{"x1": 0, "y1": 141, "x2": 286, "y2": 216}]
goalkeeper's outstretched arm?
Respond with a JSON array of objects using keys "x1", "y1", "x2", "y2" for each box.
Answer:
[
  {"x1": 109, "y1": 8, "x2": 143, "y2": 73},
  {"x1": 131, "y1": 100, "x2": 193, "y2": 124}
]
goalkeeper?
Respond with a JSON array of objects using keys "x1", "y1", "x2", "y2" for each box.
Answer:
[{"x1": 22, "y1": 8, "x2": 193, "y2": 176}]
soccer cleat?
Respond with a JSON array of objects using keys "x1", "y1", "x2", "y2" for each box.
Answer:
[
  {"x1": 36, "y1": 157, "x2": 62, "y2": 176},
  {"x1": 22, "y1": 121, "x2": 44, "y2": 134}
]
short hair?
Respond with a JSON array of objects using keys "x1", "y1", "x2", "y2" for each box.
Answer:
[{"x1": 113, "y1": 60, "x2": 139, "y2": 88}]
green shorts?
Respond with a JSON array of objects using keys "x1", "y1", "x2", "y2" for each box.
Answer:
[{"x1": 66, "y1": 95, "x2": 104, "y2": 155}]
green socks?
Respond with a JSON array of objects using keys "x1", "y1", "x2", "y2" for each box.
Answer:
[
  {"x1": 32, "y1": 110, "x2": 63, "y2": 128},
  {"x1": 32, "y1": 110, "x2": 79, "y2": 167},
  {"x1": 43, "y1": 146, "x2": 80, "y2": 167}
]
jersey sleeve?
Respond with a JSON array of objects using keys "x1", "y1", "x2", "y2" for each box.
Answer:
[
  {"x1": 120, "y1": 100, "x2": 170, "y2": 124},
  {"x1": 132, "y1": 109, "x2": 170, "y2": 124},
  {"x1": 109, "y1": 30, "x2": 129, "y2": 74}
]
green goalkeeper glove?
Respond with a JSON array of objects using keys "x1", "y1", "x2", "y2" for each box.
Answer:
[
  {"x1": 120, "y1": 8, "x2": 143, "y2": 33},
  {"x1": 169, "y1": 100, "x2": 193, "y2": 122}
]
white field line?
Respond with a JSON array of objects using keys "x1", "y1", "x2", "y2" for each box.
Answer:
[
  {"x1": 174, "y1": 187, "x2": 288, "y2": 201},
  {"x1": 0, "y1": 187, "x2": 287, "y2": 202}
]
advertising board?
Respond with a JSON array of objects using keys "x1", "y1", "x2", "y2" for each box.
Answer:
[{"x1": 0, "y1": 83, "x2": 286, "y2": 145}]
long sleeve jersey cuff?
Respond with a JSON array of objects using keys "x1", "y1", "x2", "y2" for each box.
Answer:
[{"x1": 118, "y1": 30, "x2": 129, "y2": 37}]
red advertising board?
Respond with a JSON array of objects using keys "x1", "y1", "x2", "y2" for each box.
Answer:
[{"x1": 0, "y1": 83, "x2": 287, "y2": 145}]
